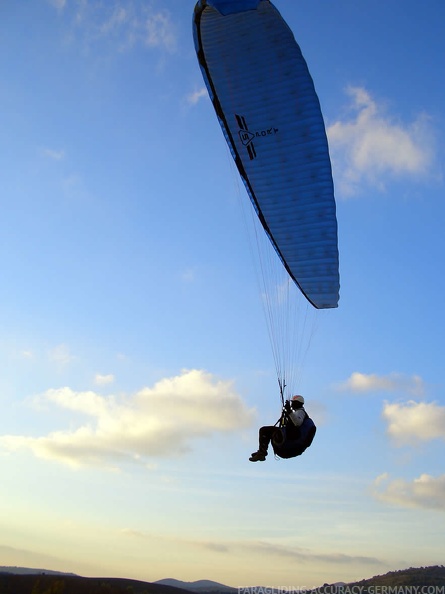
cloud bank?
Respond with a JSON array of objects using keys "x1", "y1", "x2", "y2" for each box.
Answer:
[
  {"x1": 327, "y1": 86, "x2": 435, "y2": 197},
  {"x1": 373, "y1": 472, "x2": 445, "y2": 511},
  {"x1": 0, "y1": 369, "x2": 255, "y2": 469},
  {"x1": 382, "y1": 400, "x2": 445, "y2": 444},
  {"x1": 122, "y1": 529, "x2": 384, "y2": 567}
]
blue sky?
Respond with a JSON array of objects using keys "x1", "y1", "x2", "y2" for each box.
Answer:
[{"x1": 1, "y1": 0, "x2": 444, "y2": 588}]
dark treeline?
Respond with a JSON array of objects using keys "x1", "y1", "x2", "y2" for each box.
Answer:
[
  {"x1": 1, "y1": 566, "x2": 444, "y2": 594},
  {"x1": 0, "y1": 574, "x2": 191, "y2": 594}
]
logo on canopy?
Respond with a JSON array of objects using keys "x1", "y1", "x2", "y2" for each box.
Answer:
[
  {"x1": 236, "y1": 114, "x2": 279, "y2": 161},
  {"x1": 239, "y1": 129, "x2": 255, "y2": 146}
]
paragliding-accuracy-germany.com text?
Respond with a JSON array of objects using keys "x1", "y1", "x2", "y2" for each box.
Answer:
[{"x1": 237, "y1": 587, "x2": 445, "y2": 594}]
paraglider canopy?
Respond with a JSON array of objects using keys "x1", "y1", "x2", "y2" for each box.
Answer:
[{"x1": 193, "y1": 0, "x2": 340, "y2": 310}]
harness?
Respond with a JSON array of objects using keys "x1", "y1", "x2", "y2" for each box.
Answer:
[{"x1": 271, "y1": 407, "x2": 316, "y2": 459}]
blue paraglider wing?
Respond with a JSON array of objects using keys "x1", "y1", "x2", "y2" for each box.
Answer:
[{"x1": 193, "y1": 0, "x2": 339, "y2": 309}]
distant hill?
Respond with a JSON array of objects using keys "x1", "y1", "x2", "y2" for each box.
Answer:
[
  {"x1": 155, "y1": 579, "x2": 236, "y2": 593},
  {"x1": 312, "y1": 565, "x2": 445, "y2": 591},
  {"x1": 1, "y1": 565, "x2": 444, "y2": 594},
  {"x1": 0, "y1": 573, "x2": 192, "y2": 594},
  {"x1": 346, "y1": 565, "x2": 445, "y2": 588}
]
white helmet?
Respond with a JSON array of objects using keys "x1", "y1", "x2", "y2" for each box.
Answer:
[{"x1": 291, "y1": 395, "x2": 304, "y2": 404}]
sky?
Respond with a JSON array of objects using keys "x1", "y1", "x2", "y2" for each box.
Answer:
[{"x1": 1, "y1": 0, "x2": 445, "y2": 588}]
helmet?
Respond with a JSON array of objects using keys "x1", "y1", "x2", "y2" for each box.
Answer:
[{"x1": 291, "y1": 395, "x2": 304, "y2": 404}]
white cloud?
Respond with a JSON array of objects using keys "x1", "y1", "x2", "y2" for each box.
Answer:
[
  {"x1": 72, "y1": 1, "x2": 177, "y2": 54},
  {"x1": 327, "y1": 86, "x2": 435, "y2": 197},
  {"x1": 47, "y1": 0, "x2": 66, "y2": 10},
  {"x1": 0, "y1": 369, "x2": 255, "y2": 469},
  {"x1": 144, "y1": 11, "x2": 176, "y2": 52},
  {"x1": 45, "y1": 387, "x2": 111, "y2": 417},
  {"x1": 94, "y1": 373, "x2": 115, "y2": 386},
  {"x1": 338, "y1": 372, "x2": 425, "y2": 396},
  {"x1": 373, "y1": 473, "x2": 445, "y2": 511},
  {"x1": 42, "y1": 147, "x2": 65, "y2": 160},
  {"x1": 48, "y1": 343, "x2": 75, "y2": 366},
  {"x1": 180, "y1": 267, "x2": 197, "y2": 283},
  {"x1": 382, "y1": 400, "x2": 445, "y2": 444},
  {"x1": 187, "y1": 87, "x2": 208, "y2": 105},
  {"x1": 99, "y1": 6, "x2": 128, "y2": 35}
]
